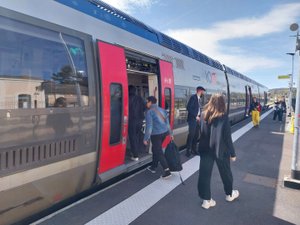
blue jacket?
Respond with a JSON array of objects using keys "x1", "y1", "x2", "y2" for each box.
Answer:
[{"x1": 143, "y1": 104, "x2": 172, "y2": 141}]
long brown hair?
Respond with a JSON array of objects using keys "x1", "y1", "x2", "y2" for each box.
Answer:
[{"x1": 203, "y1": 93, "x2": 226, "y2": 124}]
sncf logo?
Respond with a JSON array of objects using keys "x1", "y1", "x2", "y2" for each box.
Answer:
[{"x1": 205, "y1": 71, "x2": 217, "y2": 85}]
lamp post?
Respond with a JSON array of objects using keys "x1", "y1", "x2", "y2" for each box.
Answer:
[
  {"x1": 286, "y1": 52, "x2": 295, "y2": 117},
  {"x1": 284, "y1": 23, "x2": 300, "y2": 189}
]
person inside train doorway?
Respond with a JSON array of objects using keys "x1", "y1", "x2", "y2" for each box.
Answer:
[
  {"x1": 197, "y1": 94, "x2": 239, "y2": 209},
  {"x1": 143, "y1": 96, "x2": 173, "y2": 179},
  {"x1": 128, "y1": 85, "x2": 146, "y2": 161},
  {"x1": 250, "y1": 97, "x2": 261, "y2": 127},
  {"x1": 186, "y1": 86, "x2": 206, "y2": 157}
]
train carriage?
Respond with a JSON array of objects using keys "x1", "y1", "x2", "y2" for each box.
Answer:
[{"x1": 0, "y1": 1, "x2": 267, "y2": 224}]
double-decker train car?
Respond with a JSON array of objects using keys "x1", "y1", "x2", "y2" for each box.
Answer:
[
  {"x1": 224, "y1": 65, "x2": 268, "y2": 123},
  {"x1": 0, "y1": 0, "x2": 268, "y2": 224}
]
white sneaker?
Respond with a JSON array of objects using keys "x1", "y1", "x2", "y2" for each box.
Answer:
[
  {"x1": 201, "y1": 199, "x2": 216, "y2": 209},
  {"x1": 226, "y1": 190, "x2": 239, "y2": 202},
  {"x1": 130, "y1": 157, "x2": 139, "y2": 161}
]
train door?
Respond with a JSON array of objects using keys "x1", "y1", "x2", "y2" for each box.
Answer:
[
  {"x1": 159, "y1": 60, "x2": 175, "y2": 147},
  {"x1": 224, "y1": 71, "x2": 230, "y2": 114},
  {"x1": 247, "y1": 86, "x2": 252, "y2": 115},
  {"x1": 264, "y1": 91, "x2": 268, "y2": 107},
  {"x1": 245, "y1": 86, "x2": 249, "y2": 116},
  {"x1": 97, "y1": 41, "x2": 128, "y2": 174},
  {"x1": 258, "y1": 86, "x2": 261, "y2": 104},
  {"x1": 125, "y1": 51, "x2": 159, "y2": 161}
]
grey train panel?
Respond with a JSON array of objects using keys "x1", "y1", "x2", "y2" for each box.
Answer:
[{"x1": 0, "y1": 8, "x2": 98, "y2": 177}]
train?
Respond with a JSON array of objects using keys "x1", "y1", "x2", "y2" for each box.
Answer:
[{"x1": 0, "y1": 0, "x2": 268, "y2": 224}]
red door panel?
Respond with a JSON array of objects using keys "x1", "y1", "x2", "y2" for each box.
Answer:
[
  {"x1": 97, "y1": 41, "x2": 128, "y2": 174},
  {"x1": 159, "y1": 60, "x2": 175, "y2": 147}
]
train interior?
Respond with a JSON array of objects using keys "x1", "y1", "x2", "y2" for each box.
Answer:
[{"x1": 125, "y1": 51, "x2": 159, "y2": 163}]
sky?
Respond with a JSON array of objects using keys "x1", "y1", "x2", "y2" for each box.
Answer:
[{"x1": 101, "y1": 0, "x2": 300, "y2": 89}]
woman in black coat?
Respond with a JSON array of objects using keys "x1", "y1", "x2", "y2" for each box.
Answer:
[{"x1": 198, "y1": 94, "x2": 239, "y2": 209}]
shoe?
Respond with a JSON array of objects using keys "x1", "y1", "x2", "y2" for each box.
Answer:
[
  {"x1": 226, "y1": 190, "x2": 239, "y2": 202},
  {"x1": 185, "y1": 150, "x2": 191, "y2": 157},
  {"x1": 191, "y1": 150, "x2": 199, "y2": 155},
  {"x1": 202, "y1": 199, "x2": 216, "y2": 209},
  {"x1": 131, "y1": 157, "x2": 139, "y2": 161},
  {"x1": 147, "y1": 166, "x2": 156, "y2": 173},
  {"x1": 161, "y1": 170, "x2": 172, "y2": 179}
]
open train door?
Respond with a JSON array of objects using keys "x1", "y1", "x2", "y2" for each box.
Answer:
[
  {"x1": 159, "y1": 60, "x2": 175, "y2": 148},
  {"x1": 97, "y1": 41, "x2": 128, "y2": 174}
]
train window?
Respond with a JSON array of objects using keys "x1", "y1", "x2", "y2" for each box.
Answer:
[
  {"x1": 110, "y1": 84, "x2": 123, "y2": 145},
  {"x1": 0, "y1": 16, "x2": 89, "y2": 110},
  {"x1": 174, "y1": 87, "x2": 188, "y2": 128},
  {"x1": 164, "y1": 88, "x2": 171, "y2": 122}
]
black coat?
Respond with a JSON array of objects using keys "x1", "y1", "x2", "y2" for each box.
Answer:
[
  {"x1": 250, "y1": 101, "x2": 259, "y2": 112},
  {"x1": 198, "y1": 115, "x2": 236, "y2": 159},
  {"x1": 186, "y1": 94, "x2": 201, "y2": 122},
  {"x1": 129, "y1": 94, "x2": 145, "y2": 122}
]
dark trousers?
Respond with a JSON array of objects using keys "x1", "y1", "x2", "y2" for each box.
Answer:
[
  {"x1": 150, "y1": 132, "x2": 169, "y2": 170},
  {"x1": 273, "y1": 110, "x2": 283, "y2": 121},
  {"x1": 198, "y1": 152, "x2": 233, "y2": 200},
  {"x1": 186, "y1": 120, "x2": 200, "y2": 153},
  {"x1": 128, "y1": 121, "x2": 143, "y2": 157}
]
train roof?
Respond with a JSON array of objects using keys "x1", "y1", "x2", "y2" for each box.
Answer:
[
  {"x1": 54, "y1": 0, "x2": 266, "y2": 88},
  {"x1": 223, "y1": 65, "x2": 267, "y2": 89},
  {"x1": 55, "y1": 0, "x2": 223, "y2": 71}
]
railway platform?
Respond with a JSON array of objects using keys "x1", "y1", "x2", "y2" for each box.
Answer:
[{"x1": 31, "y1": 110, "x2": 300, "y2": 225}]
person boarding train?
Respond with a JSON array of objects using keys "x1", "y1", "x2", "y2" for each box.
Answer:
[
  {"x1": 143, "y1": 96, "x2": 173, "y2": 179},
  {"x1": 128, "y1": 85, "x2": 145, "y2": 161}
]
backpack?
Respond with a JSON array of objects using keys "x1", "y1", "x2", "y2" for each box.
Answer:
[
  {"x1": 165, "y1": 141, "x2": 182, "y2": 171},
  {"x1": 257, "y1": 103, "x2": 262, "y2": 112},
  {"x1": 165, "y1": 141, "x2": 184, "y2": 184}
]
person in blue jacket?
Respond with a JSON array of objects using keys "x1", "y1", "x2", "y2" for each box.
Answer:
[{"x1": 143, "y1": 96, "x2": 173, "y2": 179}]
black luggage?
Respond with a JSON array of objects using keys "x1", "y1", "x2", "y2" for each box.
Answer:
[
  {"x1": 165, "y1": 141, "x2": 185, "y2": 185},
  {"x1": 165, "y1": 141, "x2": 182, "y2": 172}
]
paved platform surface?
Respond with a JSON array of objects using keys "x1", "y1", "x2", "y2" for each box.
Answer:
[{"x1": 33, "y1": 111, "x2": 300, "y2": 225}]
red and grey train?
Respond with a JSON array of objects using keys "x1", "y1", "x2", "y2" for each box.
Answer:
[{"x1": 0, "y1": 0, "x2": 268, "y2": 224}]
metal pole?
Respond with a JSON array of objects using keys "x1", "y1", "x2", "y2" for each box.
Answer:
[
  {"x1": 287, "y1": 53, "x2": 295, "y2": 116},
  {"x1": 290, "y1": 55, "x2": 294, "y2": 116},
  {"x1": 284, "y1": 24, "x2": 300, "y2": 189},
  {"x1": 291, "y1": 31, "x2": 300, "y2": 180},
  {"x1": 292, "y1": 57, "x2": 299, "y2": 179}
]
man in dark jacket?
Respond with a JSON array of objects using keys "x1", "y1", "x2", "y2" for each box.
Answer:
[
  {"x1": 273, "y1": 99, "x2": 283, "y2": 122},
  {"x1": 128, "y1": 85, "x2": 145, "y2": 161},
  {"x1": 186, "y1": 86, "x2": 206, "y2": 157}
]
